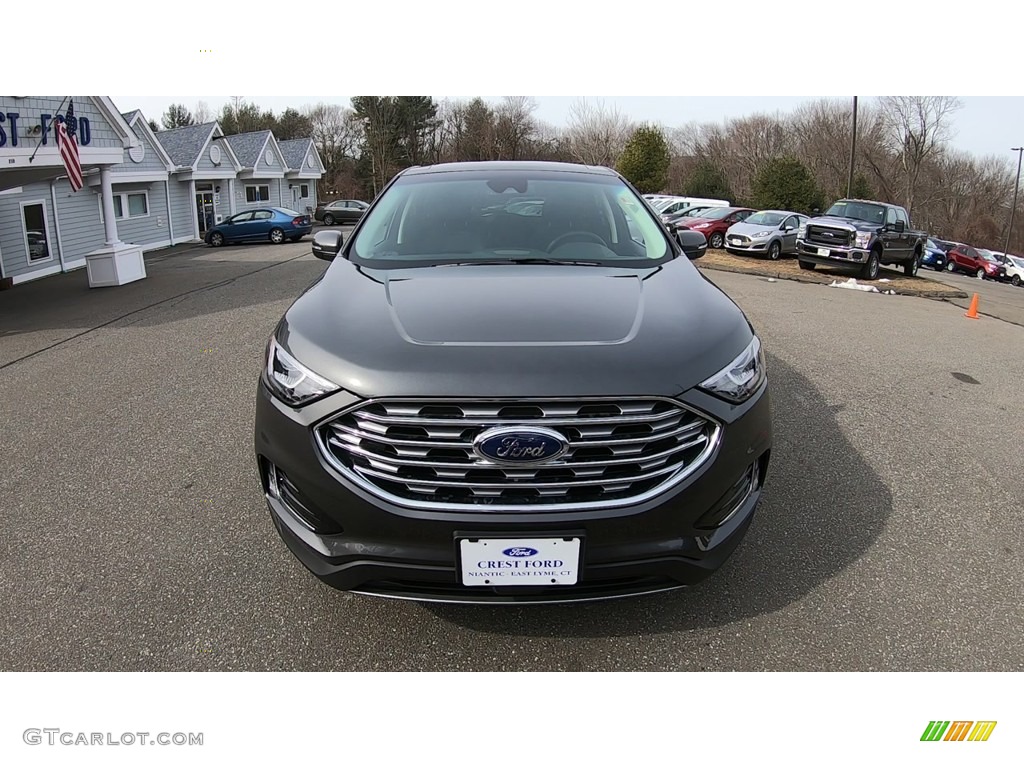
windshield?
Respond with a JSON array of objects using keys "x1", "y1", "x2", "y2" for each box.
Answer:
[
  {"x1": 349, "y1": 170, "x2": 674, "y2": 268},
  {"x1": 1010, "y1": 256, "x2": 1024, "y2": 269},
  {"x1": 825, "y1": 200, "x2": 886, "y2": 224},
  {"x1": 744, "y1": 212, "x2": 786, "y2": 226},
  {"x1": 694, "y1": 207, "x2": 733, "y2": 220},
  {"x1": 279, "y1": 208, "x2": 302, "y2": 217},
  {"x1": 652, "y1": 198, "x2": 678, "y2": 211}
]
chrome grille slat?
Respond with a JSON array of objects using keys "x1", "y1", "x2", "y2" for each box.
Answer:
[
  {"x1": 352, "y1": 409, "x2": 684, "y2": 429},
  {"x1": 317, "y1": 398, "x2": 720, "y2": 512},
  {"x1": 333, "y1": 436, "x2": 706, "y2": 471},
  {"x1": 355, "y1": 462, "x2": 688, "y2": 490}
]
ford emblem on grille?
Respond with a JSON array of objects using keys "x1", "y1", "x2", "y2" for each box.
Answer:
[{"x1": 473, "y1": 426, "x2": 568, "y2": 465}]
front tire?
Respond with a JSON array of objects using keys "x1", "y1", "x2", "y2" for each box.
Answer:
[
  {"x1": 976, "y1": 267, "x2": 985, "y2": 279},
  {"x1": 1012, "y1": 275, "x2": 1021, "y2": 287},
  {"x1": 904, "y1": 252, "x2": 921, "y2": 277},
  {"x1": 270, "y1": 228, "x2": 285, "y2": 245},
  {"x1": 946, "y1": 260, "x2": 957, "y2": 273},
  {"x1": 209, "y1": 232, "x2": 224, "y2": 247},
  {"x1": 709, "y1": 232, "x2": 724, "y2": 249},
  {"x1": 767, "y1": 241, "x2": 782, "y2": 261},
  {"x1": 861, "y1": 250, "x2": 881, "y2": 280},
  {"x1": 323, "y1": 214, "x2": 335, "y2": 226}
]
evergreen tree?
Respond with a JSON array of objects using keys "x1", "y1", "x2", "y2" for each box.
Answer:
[
  {"x1": 616, "y1": 124, "x2": 670, "y2": 194},
  {"x1": 161, "y1": 104, "x2": 193, "y2": 130},
  {"x1": 751, "y1": 155, "x2": 824, "y2": 213},
  {"x1": 683, "y1": 159, "x2": 733, "y2": 201}
]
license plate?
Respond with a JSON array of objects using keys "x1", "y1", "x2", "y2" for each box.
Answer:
[
  {"x1": 817, "y1": 247, "x2": 831, "y2": 257},
  {"x1": 459, "y1": 537, "x2": 581, "y2": 586},
  {"x1": 731, "y1": 238, "x2": 742, "y2": 245}
]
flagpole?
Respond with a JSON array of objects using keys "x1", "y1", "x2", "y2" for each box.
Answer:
[{"x1": 27, "y1": 96, "x2": 70, "y2": 164}]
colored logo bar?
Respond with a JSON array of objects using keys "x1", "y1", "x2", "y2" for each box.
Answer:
[{"x1": 921, "y1": 721, "x2": 997, "y2": 742}]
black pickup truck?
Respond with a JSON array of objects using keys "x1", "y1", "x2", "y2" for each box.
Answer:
[{"x1": 795, "y1": 199, "x2": 928, "y2": 280}]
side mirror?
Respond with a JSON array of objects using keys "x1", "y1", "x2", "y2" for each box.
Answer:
[
  {"x1": 812, "y1": 208, "x2": 820, "y2": 215},
  {"x1": 676, "y1": 229, "x2": 708, "y2": 260},
  {"x1": 895, "y1": 220, "x2": 906, "y2": 233},
  {"x1": 312, "y1": 230, "x2": 344, "y2": 261}
]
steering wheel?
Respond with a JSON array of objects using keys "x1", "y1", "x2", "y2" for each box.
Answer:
[{"x1": 547, "y1": 231, "x2": 607, "y2": 252}]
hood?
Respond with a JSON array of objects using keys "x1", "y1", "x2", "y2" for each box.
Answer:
[
  {"x1": 811, "y1": 215, "x2": 879, "y2": 231},
  {"x1": 728, "y1": 221, "x2": 778, "y2": 237},
  {"x1": 277, "y1": 257, "x2": 754, "y2": 399},
  {"x1": 677, "y1": 217, "x2": 721, "y2": 229}
]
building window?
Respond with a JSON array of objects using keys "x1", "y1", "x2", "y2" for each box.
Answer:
[
  {"x1": 300, "y1": 184, "x2": 309, "y2": 198},
  {"x1": 103, "y1": 191, "x2": 150, "y2": 221},
  {"x1": 246, "y1": 185, "x2": 270, "y2": 203}
]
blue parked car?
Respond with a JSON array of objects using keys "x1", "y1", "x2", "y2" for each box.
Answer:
[
  {"x1": 921, "y1": 238, "x2": 951, "y2": 271},
  {"x1": 205, "y1": 207, "x2": 312, "y2": 247}
]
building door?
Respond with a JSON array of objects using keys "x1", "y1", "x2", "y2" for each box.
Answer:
[
  {"x1": 22, "y1": 202, "x2": 53, "y2": 264},
  {"x1": 195, "y1": 192, "x2": 215, "y2": 234}
]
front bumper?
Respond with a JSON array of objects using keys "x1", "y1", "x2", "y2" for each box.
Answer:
[
  {"x1": 726, "y1": 237, "x2": 770, "y2": 255},
  {"x1": 796, "y1": 241, "x2": 868, "y2": 266},
  {"x1": 254, "y1": 382, "x2": 772, "y2": 604}
]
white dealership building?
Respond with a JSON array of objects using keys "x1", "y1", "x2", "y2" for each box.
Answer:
[{"x1": 0, "y1": 96, "x2": 325, "y2": 288}]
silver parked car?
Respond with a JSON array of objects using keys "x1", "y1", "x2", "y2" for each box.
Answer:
[{"x1": 725, "y1": 210, "x2": 808, "y2": 260}]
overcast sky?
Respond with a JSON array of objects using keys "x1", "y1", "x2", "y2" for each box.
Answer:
[{"x1": 110, "y1": 95, "x2": 1023, "y2": 162}]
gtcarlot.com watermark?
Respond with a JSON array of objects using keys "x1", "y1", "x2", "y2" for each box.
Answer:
[{"x1": 23, "y1": 728, "x2": 203, "y2": 747}]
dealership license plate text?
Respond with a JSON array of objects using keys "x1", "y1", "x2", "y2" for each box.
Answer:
[{"x1": 459, "y1": 538, "x2": 581, "y2": 586}]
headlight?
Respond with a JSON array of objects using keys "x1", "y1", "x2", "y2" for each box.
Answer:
[
  {"x1": 265, "y1": 337, "x2": 340, "y2": 406},
  {"x1": 854, "y1": 231, "x2": 872, "y2": 248},
  {"x1": 699, "y1": 336, "x2": 766, "y2": 404},
  {"x1": 797, "y1": 225, "x2": 806, "y2": 238},
  {"x1": 752, "y1": 230, "x2": 772, "y2": 238}
]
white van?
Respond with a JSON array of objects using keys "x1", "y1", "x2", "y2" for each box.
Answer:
[{"x1": 657, "y1": 196, "x2": 731, "y2": 217}]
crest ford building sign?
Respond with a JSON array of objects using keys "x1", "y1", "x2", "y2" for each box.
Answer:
[{"x1": 0, "y1": 109, "x2": 92, "y2": 148}]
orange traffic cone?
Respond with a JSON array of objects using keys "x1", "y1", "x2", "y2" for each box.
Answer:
[{"x1": 965, "y1": 293, "x2": 980, "y2": 319}]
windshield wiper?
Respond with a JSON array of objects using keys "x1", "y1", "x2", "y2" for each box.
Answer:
[{"x1": 436, "y1": 258, "x2": 605, "y2": 267}]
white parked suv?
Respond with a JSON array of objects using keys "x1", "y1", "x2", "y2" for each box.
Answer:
[{"x1": 1002, "y1": 253, "x2": 1024, "y2": 287}]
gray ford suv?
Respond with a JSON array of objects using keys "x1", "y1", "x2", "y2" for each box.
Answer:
[{"x1": 255, "y1": 161, "x2": 772, "y2": 603}]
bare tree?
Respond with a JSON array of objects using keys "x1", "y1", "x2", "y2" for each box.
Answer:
[
  {"x1": 193, "y1": 101, "x2": 212, "y2": 123},
  {"x1": 877, "y1": 96, "x2": 963, "y2": 217},
  {"x1": 493, "y1": 96, "x2": 538, "y2": 160},
  {"x1": 564, "y1": 98, "x2": 633, "y2": 166},
  {"x1": 729, "y1": 113, "x2": 790, "y2": 179},
  {"x1": 304, "y1": 103, "x2": 362, "y2": 196}
]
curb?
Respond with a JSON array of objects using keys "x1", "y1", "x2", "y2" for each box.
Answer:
[{"x1": 696, "y1": 261, "x2": 970, "y2": 300}]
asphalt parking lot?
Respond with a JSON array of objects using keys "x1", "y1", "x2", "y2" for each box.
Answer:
[
  {"x1": 2, "y1": 241, "x2": 1023, "y2": 671},
  {"x1": 914, "y1": 266, "x2": 1024, "y2": 326}
]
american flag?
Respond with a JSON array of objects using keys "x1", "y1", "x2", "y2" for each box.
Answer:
[{"x1": 56, "y1": 100, "x2": 83, "y2": 191}]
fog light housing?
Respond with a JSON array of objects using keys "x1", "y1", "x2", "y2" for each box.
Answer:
[
  {"x1": 261, "y1": 458, "x2": 343, "y2": 535},
  {"x1": 695, "y1": 462, "x2": 759, "y2": 530}
]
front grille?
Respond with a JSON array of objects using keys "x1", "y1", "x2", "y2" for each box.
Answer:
[
  {"x1": 317, "y1": 398, "x2": 720, "y2": 511},
  {"x1": 806, "y1": 225, "x2": 853, "y2": 247},
  {"x1": 728, "y1": 235, "x2": 750, "y2": 245}
]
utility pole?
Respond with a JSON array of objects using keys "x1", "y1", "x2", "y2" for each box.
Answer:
[
  {"x1": 847, "y1": 96, "x2": 858, "y2": 198},
  {"x1": 1003, "y1": 147, "x2": 1023, "y2": 256}
]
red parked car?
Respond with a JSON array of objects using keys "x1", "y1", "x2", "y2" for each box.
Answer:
[
  {"x1": 673, "y1": 207, "x2": 756, "y2": 250},
  {"x1": 945, "y1": 244, "x2": 1007, "y2": 280}
]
